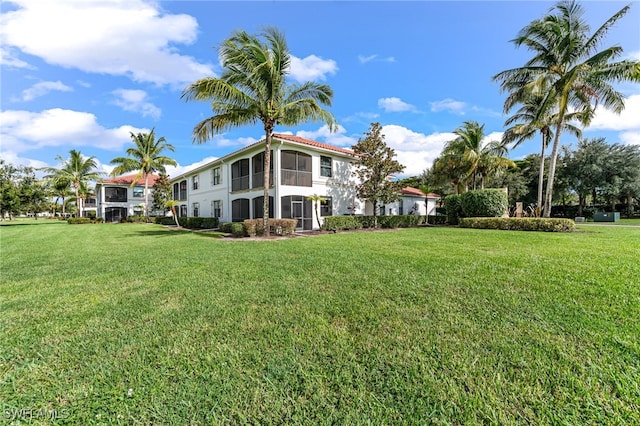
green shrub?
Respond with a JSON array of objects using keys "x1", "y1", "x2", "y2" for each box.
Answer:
[
  {"x1": 176, "y1": 217, "x2": 219, "y2": 229},
  {"x1": 460, "y1": 189, "x2": 508, "y2": 218},
  {"x1": 67, "y1": 217, "x2": 93, "y2": 225},
  {"x1": 243, "y1": 219, "x2": 297, "y2": 237},
  {"x1": 126, "y1": 215, "x2": 148, "y2": 223},
  {"x1": 230, "y1": 223, "x2": 246, "y2": 238},
  {"x1": 155, "y1": 216, "x2": 176, "y2": 225},
  {"x1": 444, "y1": 194, "x2": 463, "y2": 225},
  {"x1": 219, "y1": 222, "x2": 234, "y2": 233},
  {"x1": 377, "y1": 215, "x2": 424, "y2": 228},
  {"x1": 459, "y1": 217, "x2": 575, "y2": 232},
  {"x1": 427, "y1": 215, "x2": 447, "y2": 225}
]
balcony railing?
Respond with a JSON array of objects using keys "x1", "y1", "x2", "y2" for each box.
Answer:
[
  {"x1": 232, "y1": 176, "x2": 250, "y2": 192},
  {"x1": 281, "y1": 170, "x2": 312, "y2": 187}
]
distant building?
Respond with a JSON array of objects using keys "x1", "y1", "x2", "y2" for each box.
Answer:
[{"x1": 95, "y1": 174, "x2": 161, "y2": 222}]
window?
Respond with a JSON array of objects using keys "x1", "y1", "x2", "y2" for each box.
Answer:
[
  {"x1": 133, "y1": 186, "x2": 144, "y2": 198},
  {"x1": 180, "y1": 205, "x2": 187, "y2": 217},
  {"x1": 173, "y1": 182, "x2": 179, "y2": 200},
  {"x1": 105, "y1": 187, "x2": 127, "y2": 202},
  {"x1": 232, "y1": 198, "x2": 250, "y2": 222},
  {"x1": 252, "y1": 196, "x2": 274, "y2": 219},
  {"x1": 320, "y1": 197, "x2": 332, "y2": 217},
  {"x1": 179, "y1": 180, "x2": 187, "y2": 200},
  {"x1": 212, "y1": 200, "x2": 222, "y2": 218},
  {"x1": 192, "y1": 202, "x2": 200, "y2": 217},
  {"x1": 281, "y1": 150, "x2": 312, "y2": 187},
  {"x1": 192, "y1": 175, "x2": 199, "y2": 190},
  {"x1": 231, "y1": 159, "x2": 250, "y2": 191},
  {"x1": 399, "y1": 202, "x2": 403, "y2": 215},
  {"x1": 211, "y1": 167, "x2": 221, "y2": 186},
  {"x1": 252, "y1": 152, "x2": 273, "y2": 188},
  {"x1": 320, "y1": 156, "x2": 332, "y2": 177}
]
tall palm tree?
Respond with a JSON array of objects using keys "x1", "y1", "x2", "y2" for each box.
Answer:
[
  {"x1": 43, "y1": 149, "x2": 102, "y2": 217},
  {"x1": 494, "y1": 0, "x2": 640, "y2": 217},
  {"x1": 181, "y1": 27, "x2": 336, "y2": 236},
  {"x1": 110, "y1": 129, "x2": 177, "y2": 220},
  {"x1": 502, "y1": 94, "x2": 582, "y2": 213}
]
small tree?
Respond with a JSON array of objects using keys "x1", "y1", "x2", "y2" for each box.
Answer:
[
  {"x1": 152, "y1": 173, "x2": 172, "y2": 215},
  {"x1": 164, "y1": 200, "x2": 181, "y2": 227},
  {"x1": 352, "y1": 122, "x2": 405, "y2": 225},
  {"x1": 306, "y1": 194, "x2": 326, "y2": 229}
]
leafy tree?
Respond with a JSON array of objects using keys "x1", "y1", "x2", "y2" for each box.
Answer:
[
  {"x1": 181, "y1": 27, "x2": 336, "y2": 236},
  {"x1": 152, "y1": 173, "x2": 172, "y2": 215},
  {"x1": 494, "y1": 0, "x2": 640, "y2": 217},
  {"x1": 18, "y1": 168, "x2": 47, "y2": 219},
  {"x1": 0, "y1": 160, "x2": 20, "y2": 219},
  {"x1": 110, "y1": 129, "x2": 177, "y2": 220},
  {"x1": 352, "y1": 122, "x2": 405, "y2": 224},
  {"x1": 43, "y1": 150, "x2": 102, "y2": 218}
]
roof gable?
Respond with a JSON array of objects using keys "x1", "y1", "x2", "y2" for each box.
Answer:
[{"x1": 273, "y1": 133, "x2": 355, "y2": 156}]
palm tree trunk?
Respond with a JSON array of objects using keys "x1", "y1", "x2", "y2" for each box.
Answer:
[
  {"x1": 263, "y1": 126, "x2": 274, "y2": 237},
  {"x1": 537, "y1": 133, "x2": 547, "y2": 216},
  {"x1": 144, "y1": 173, "x2": 150, "y2": 221},
  {"x1": 74, "y1": 182, "x2": 81, "y2": 217},
  {"x1": 543, "y1": 122, "x2": 564, "y2": 218},
  {"x1": 314, "y1": 202, "x2": 321, "y2": 229}
]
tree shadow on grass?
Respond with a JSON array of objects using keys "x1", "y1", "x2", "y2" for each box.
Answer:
[{"x1": 0, "y1": 220, "x2": 66, "y2": 227}]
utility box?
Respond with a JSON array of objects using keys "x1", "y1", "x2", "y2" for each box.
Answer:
[{"x1": 593, "y1": 212, "x2": 620, "y2": 222}]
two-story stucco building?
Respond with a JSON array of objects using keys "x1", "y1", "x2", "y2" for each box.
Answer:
[
  {"x1": 96, "y1": 174, "x2": 161, "y2": 222},
  {"x1": 170, "y1": 133, "x2": 366, "y2": 230}
]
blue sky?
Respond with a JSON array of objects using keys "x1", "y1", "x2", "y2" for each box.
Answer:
[{"x1": 1, "y1": 0, "x2": 639, "y2": 179}]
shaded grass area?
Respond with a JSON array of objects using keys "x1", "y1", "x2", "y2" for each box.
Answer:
[{"x1": 1, "y1": 220, "x2": 639, "y2": 424}]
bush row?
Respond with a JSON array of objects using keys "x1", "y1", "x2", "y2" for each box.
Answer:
[
  {"x1": 67, "y1": 217, "x2": 101, "y2": 224},
  {"x1": 177, "y1": 217, "x2": 219, "y2": 229},
  {"x1": 243, "y1": 219, "x2": 297, "y2": 237},
  {"x1": 459, "y1": 217, "x2": 575, "y2": 232},
  {"x1": 154, "y1": 216, "x2": 177, "y2": 225},
  {"x1": 322, "y1": 215, "x2": 430, "y2": 231}
]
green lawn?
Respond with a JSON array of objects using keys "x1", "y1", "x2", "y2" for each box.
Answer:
[{"x1": 1, "y1": 220, "x2": 639, "y2": 424}]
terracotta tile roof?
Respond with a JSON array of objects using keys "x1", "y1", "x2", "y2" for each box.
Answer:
[
  {"x1": 273, "y1": 133, "x2": 355, "y2": 156},
  {"x1": 427, "y1": 192, "x2": 441, "y2": 198},
  {"x1": 401, "y1": 187, "x2": 426, "y2": 197},
  {"x1": 100, "y1": 173, "x2": 161, "y2": 186}
]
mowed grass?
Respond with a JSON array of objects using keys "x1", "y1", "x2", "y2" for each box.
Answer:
[{"x1": 1, "y1": 220, "x2": 639, "y2": 425}]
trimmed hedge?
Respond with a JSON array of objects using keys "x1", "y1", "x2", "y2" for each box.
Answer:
[
  {"x1": 154, "y1": 216, "x2": 177, "y2": 225},
  {"x1": 177, "y1": 217, "x2": 219, "y2": 229},
  {"x1": 322, "y1": 215, "x2": 426, "y2": 231},
  {"x1": 427, "y1": 215, "x2": 447, "y2": 225},
  {"x1": 460, "y1": 189, "x2": 508, "y2": 218},
  {"x1": 459, "y1": 217, "x2": 575, "y2": 232},
  {"x1": 243, "y1": 219, "x2": 297, "y2": 237},
  {"x1": 67, "y1": 217, "x2": 97, "y2": 225},
  {"x1": 444, "y1": 194, "x2": 463, "y2": 225}
]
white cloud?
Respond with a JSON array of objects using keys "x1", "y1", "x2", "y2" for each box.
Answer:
[
  {"x1": 165, "y1": 156, "x2": 219, "y2": 179},
  {"x1": 358, "y1": 54, "x2": 395, "y2": 64},
  {"x1": 381, "y1": 125, "x2": 457, "y2": 176},
  {"x1": 296, "y1": 125, "x2": 356, "y2": 147},
  {"x1": 289, "y1": 55, "x2": 337, "y2": 82},
  {"x1": 20, "y1": 80, "x2": 73, "y2": 101},
  {"x1": 430, "y1": 98, "x2": 467, "y2": 115},
  {"x1": 378, "y1": 97, "x2": 415, "y2": 113},
  {"x1": 620, "y1": 131, "x2": 640, "y2": 146},
  {"x1": 483, "y1": 131, "x2": 505, "y2": 146},
  {"x1": 112, "y1": 89, "x2": 161, "y2": 119},
  {"x1": 587, "y1": 94, "x2": 640, "y2": 131},
  {"x1": 0, "y1": 46, "x2": 34, "y2": 69},
  {"x1": 0, "y1": 108, "x2": 147, "y2": 154},
  {"x1": 0, "y1": 0, "x2": 214, "y2": 86}
]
